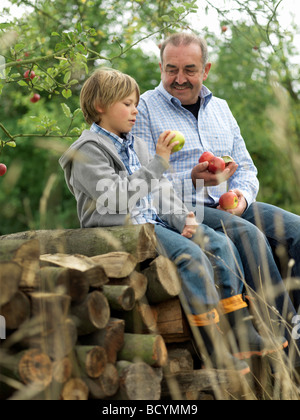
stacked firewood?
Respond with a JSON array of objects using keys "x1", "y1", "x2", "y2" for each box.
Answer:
[{"x1": 0, "y1": 224, "x2": 240, "y2": 400}]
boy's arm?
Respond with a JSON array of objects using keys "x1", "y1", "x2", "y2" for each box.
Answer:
[{"x1": 71, "y1": 141, "x2": 169, "y2": 215}]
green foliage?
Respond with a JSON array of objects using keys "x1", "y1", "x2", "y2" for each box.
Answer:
[{"x1": 0, "y1": 0, "x2": 299, "y2": 235}]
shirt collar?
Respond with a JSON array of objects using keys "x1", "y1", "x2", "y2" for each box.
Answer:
[
  {"x1": 156, "y1": 81, "x2": 213, "y2": 109},
  {"x1": 90, "y1": 123, "x2": 135, "y2": 146}
]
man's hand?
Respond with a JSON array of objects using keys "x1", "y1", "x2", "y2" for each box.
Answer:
[
  {"x1": 181, "y1": 211, "x2": 199, "y2": 238},
  {"x1": 191, "y1": 161, "x2": 238, "y2": 188},
  {"x1": 217, "y1": 189, "x2": 247, "y2": 216}
]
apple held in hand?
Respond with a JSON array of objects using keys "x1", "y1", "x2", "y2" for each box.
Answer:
[
  {"x1": 208, "y1": 157, "x2": 226, "y2": 174},
  {"x1": 0, "y1": 163, "x2": 7, "y2": 176},
  {"x1": 169, "y1": 130, "x2": 185, "y2": 153},
  {"x1": 219, "y1": 191, "x2": 239, "y2": 210},
  {"x1": 199, "y1": 151, "x2": 215, "y2": 164}
]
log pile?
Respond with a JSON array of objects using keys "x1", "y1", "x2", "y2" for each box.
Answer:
[{"x1": 0, "y1": 224, "x2": 241, "y2": 400}]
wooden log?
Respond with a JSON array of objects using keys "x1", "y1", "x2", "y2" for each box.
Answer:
[
  {"x1": 152, "y1": 298, "x2": 191, "y2": 343},
  {"x1": 118, "y1": 333, "x2": 168, "y2": 367},
  {"x1": 122, "y1": 297, "x2": 191, "y2": 342},
  {"x1": 102, "y1": 285, "x2": 135, "y2": 311},
  {"x1": 161, "y1": 369, "x2": 242, "y2": 399},
  {"x1": 29, "y1": 292, "x2": 71, "y2": 331},
  {"x1": 52, "y1": 357, "x2": 73, "y2": 384},
  {"x1": 165, "y1": 347, "x2": 194, "y2": 374},
  {"x1": 79, "y1": 318, "x2": 125, "y2": 364},
  {"x1": 40, "y1": 253, "x2": 108, "y2": 288},
  {"x1": 115, "y1": 361, "x2": 163, "y2": 400},
  {"x1": 0, "y1": 239, "x2": 40, "y2": 291},
  {"x1": 23, "y1": 317, "x2": 78, "y2": 360},
  {"x1": 75, "y1": 346, "x2": 107, "y2": 379},
  {"x1": 0, "y1": 224, "x2": 157, "y2": 262},
  {"x1": 108, "y1": 271, "x2": 148, "y2": 301},
  {"x1": 90, "y1": 252, "x2": 137, "y2": 278},
  {"x1": 143, "y1": 255, "x2": 182, "y2": 303},
  {"x1": 0, "y1": 262, "x2": 22, "y2": 306},
  {"x1": 39, "y1": 266, "x2": 89, "y2": 304},
  {"x1": 16, "y1": 349, "x2": 53, "y2": 387},
  {"x1": 61, "y1": 378, "x2": 89, "y2": 400},
  {"x1": 84, "y1": 363, "x2": 119, "y2": 399},
  {"x1": 71, "y1": 291, "x2": 110, "y2": 335},
  {"x1": 0, "y1": 291, "x2": 30, "y2": 330}
]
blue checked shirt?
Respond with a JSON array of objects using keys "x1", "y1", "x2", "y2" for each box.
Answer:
[
  {"x1": 90, "y1": 123, "x2": 161, "y2": 225},
  {"x1": 132, "y1": 82, "x2": 259, "y2": 208}
]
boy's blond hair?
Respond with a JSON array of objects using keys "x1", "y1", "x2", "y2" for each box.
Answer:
[{"x1": 80, "y1": 68, "x2": 140, "y2": 125}]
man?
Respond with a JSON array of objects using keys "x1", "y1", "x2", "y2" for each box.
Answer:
[{"x1": 132, "y1": 32, "x2": 300, "y2": 351}]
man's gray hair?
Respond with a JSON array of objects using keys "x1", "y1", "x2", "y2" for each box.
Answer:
[{"x1": 160, "y1": 33, "x2": 209, "y2": 68}]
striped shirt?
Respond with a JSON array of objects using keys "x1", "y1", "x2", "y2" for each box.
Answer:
[{"x1": 132, "y1": 82, "x2": 259, "y2": 208}]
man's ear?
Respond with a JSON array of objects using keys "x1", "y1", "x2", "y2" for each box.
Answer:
[{"x1": 203, "y1": 62, "x2": 212, "y2": 82}]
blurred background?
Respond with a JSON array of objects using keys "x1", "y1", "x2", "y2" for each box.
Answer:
[{"x1": 0, "y1": 0, "x2": 299, "y2": 235}]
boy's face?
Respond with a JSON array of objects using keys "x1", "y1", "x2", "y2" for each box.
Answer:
[{"x1": 97, "y1": 92, "x2": 138, "y2": 137}]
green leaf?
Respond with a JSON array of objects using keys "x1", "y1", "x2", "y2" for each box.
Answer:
[
  {"x1": 17, "y1": 80, "x2": 28, "y2": 87},
  {"x1": 64, "y1": 71, "x2": 71, "y2": 83},
  {"x1": 62, "y1": 89, "x2": 72, "y2": 99},
  {"x1": 61, "y1": 103, "x2": 72, "y2": 118},
  {"x1": 6, "y1": 141, "x2": 17, "y2": 148}
]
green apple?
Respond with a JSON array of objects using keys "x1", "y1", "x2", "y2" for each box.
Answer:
[{"x1": 169, "y1": 130, "x2": 185, "y2": 153}]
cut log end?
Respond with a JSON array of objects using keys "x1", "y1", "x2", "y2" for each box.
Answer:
[{"x1": 18, "y1": 349, "x2": 53, "y2": 387}]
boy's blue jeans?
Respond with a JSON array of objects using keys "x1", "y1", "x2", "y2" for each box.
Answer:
[{"x1": 154, "y1": 223, "x2": 245, "y2": 317}]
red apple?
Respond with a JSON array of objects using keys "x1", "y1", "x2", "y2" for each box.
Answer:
[
  {"x1": 24, "y1": 70, "x2": 36, "y2": 81},
  {"x1": 219, "y1": 191, "x2": 239, "y2": 210},
  {"x1": 30, "y1": 93, "x2": 41, "y2": 103},
  {"x1": 222, "y1": 26, "x2": 228, "y2": 33},
  {"x1": 0, "y1": 163, "x2": 7, "y2": 176},
  {"x1": 199, "y1": 151, "x2": 215, "y2": 164},
  {"x1": 208, "y1": 157, "x2": 226, "y2": 174}
]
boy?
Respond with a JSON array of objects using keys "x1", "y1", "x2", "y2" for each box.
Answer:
[{"x1": 59, "y1": 68, "x2": 287, "y2": 374}]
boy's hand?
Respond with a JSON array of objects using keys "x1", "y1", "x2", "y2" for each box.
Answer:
[
  {"x1": 181, "y1": 212, "x2": 199, "y2": 238},
  {"x1": 156, "y1": 130, "x2": 179, "y2": 162}
]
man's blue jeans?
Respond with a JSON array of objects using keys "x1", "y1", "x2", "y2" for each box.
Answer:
[
  {"x1": 154, "y1": 223, "x2": 245, "y2": 316},
  {"x1": 203, "y1": 202, "x2": 300, "y2": 324}
]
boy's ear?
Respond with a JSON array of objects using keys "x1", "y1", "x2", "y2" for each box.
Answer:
[{"x1": 95, "y1": 104, "x2": 105, "y2": 113}]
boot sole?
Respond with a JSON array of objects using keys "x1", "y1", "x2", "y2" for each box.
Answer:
[{"x1": 233, "y1": 339, "x2": 289, "y2": 360}]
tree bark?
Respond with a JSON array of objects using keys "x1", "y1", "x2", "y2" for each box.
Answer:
[
  {"x1": 90, "y1": 252, "x2": 137, "y2": 278},
  {"x1": 118, "y1": 333, "x2": 168, "y2": 368},
  {"x1": 29, "y1": 292, "x2": 71, "y2": 331},
  {"x1": 0, "y1": 239, "x2": 40, "y2": 291},
  {"x1": 115, "y1": 361, "x2": 163, "y2": 400},
  {"x1": 79, "y1": 318, "x2": 125, "y2": 364},
  {"x1": 39, "y1": 266, "x2": 90, "y2": 304},
  {"x1": 75, "y1": 345, "x2": 107, "y2": 379},
  {"x1": 0, "y1": 224, "x2": 157, "y2": 262},
  {"x1": 0, "y1": 262, "x2": 22, "y2": 306},
  {"x1": 143, "y1": 255, "x2": 182, "y2": 303},
  {"x1": 108, "y1": 271, "x2": 148, "y2": 301},
  {"x1": 102, "y1": 285, "x2": 135, "y2": 311},
  {"x1": 85, "y1": 363, "x2": 119, "y2": 399},
  {"x1": 0, "y1": 291, "x2": 30, "y2": 330},
  {"x1": 40, "y1": 253, "x2": 108, "y2": 288}
]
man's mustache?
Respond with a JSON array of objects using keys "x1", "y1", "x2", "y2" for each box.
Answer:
[{"x1": 171, "y1": 82, "x2": 193, "y2": 89}]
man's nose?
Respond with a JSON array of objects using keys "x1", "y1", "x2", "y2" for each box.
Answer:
[{"x1": 175, "y1": 70, "x2": 187, "y2": 85}]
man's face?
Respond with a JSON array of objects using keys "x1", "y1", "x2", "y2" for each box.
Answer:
[{"x1": 160, "y1": 43, "x2": 211, "y2": 105}]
